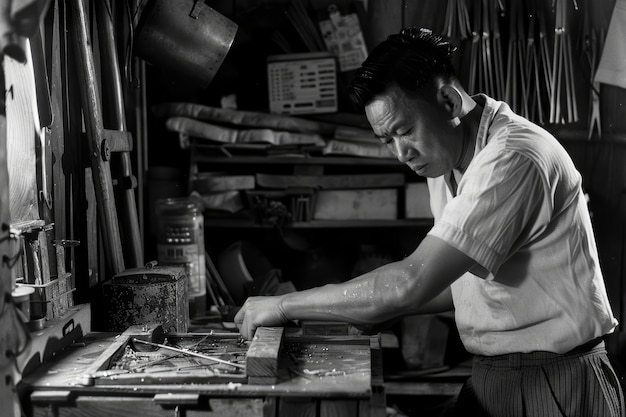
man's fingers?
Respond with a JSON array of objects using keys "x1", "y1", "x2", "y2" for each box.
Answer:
[
  {"x1": 234, "y1": 305, "x2": 245, "y2": 326},
  {"x1": 242, "y1": 317, "x2": 255, "y2": 340}
]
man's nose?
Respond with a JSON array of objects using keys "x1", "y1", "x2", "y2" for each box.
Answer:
[{"x1": 391, "y1": 138, "x2": 411, "y2": 163}]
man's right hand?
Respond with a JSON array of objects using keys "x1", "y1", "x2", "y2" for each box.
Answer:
[{"x1": 234, "y1": 295, "x2": 289, "y2": 340}]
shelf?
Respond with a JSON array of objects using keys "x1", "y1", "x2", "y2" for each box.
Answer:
[
  {"x1": 203, "y1": 218, "x2": 433, "y2": 228},
  {"x1": 191, "y1": 154, "x2": 400, "y2": 166}
]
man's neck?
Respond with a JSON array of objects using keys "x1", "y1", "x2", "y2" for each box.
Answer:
[{"x1": 455, "y1": 102, "x2": 483, "y2": 173}]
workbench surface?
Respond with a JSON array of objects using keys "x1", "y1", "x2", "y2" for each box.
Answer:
[{"x1": 20, "y1": 330, "x2": 376, "y2": 398}]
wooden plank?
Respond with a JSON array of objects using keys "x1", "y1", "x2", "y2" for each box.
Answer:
[
  {"x1": 192, "y1": 174, "x2": 255, "y2": 192},
  {"x1": 18, "y1": 304, "x2": 91, "y2": 377},
  {"x1": 0, "y1": 104, "x2": 20, "y2": 417},
  {"x1": 32, "y1": 397, "x2": 173, "y2": 417},
  {"x1": 31, "y1": 396, "x2": 268, "y2": 417},
  {"x1": 246, "y1": 327, "x2": 285, "y2": 384},
  {"x1": 313, "y1": 189, "x2": 398, "y2": 220},
  {"x1": 384, "y1": 381, "x2": 463, "y2": 397},
  {"x1": 4, "y1": 43, "x2": 40, "y2": 223},
  {"x1": 256, "y1": 173, "x2": 404, "y2": 190}
]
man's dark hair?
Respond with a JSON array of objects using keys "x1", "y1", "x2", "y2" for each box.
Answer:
[{"x1": 349, "y1": 28, "x2": 457, "y2": 110}]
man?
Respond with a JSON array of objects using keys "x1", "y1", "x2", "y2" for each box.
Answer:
[{"x1": 235, "y1": 28, "x2": 624, "y2": 416}]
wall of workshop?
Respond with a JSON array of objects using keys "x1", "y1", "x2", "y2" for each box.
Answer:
[
  {"x1": 147, "y1": 0, "x2": 625, "y2": 164},
  {"x1": 145, "y1": 0, "x2": 626, "y2": 357}
]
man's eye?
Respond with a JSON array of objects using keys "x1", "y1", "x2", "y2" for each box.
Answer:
[{"x1": 379, "y1": 137, "x2": 392, "y2": 145}]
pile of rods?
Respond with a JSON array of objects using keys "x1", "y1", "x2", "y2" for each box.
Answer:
[
  {"x1": 274, "y1": 0, "x2": 597, "y2": 128},
  {"x1": 447, "y1": 0, "x2": 587, "y2": 126}
]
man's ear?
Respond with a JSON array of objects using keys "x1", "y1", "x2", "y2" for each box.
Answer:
[{"x1": 437, "y1": 84, "x2": 463, "y2": 119}]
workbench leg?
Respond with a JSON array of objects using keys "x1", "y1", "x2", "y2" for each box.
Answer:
[
  {"x1": 278, "y1": 397, "x2": 316, "y2": 417},
  {"x1": 320, "y1": 400, "x2": 358, "y2": 417}
]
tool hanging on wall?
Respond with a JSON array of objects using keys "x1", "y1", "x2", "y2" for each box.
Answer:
[
  {"x1": 95, "y1": 0, "x2": 143, "y2": 268},
  {"x1": 468, "y1": 0, "x2": 505, "y2": 99},
  {"x1": 505, "y1": 0, "x2": 529, "y2": 118},
  {"x1": 490, "y1": 0, "x2": 505, "y2": 100},
  {"x1": 586, "y1": 30, "x2": 602, "y2": 140},
  {"x1": 538, "y1": 4, "x2": 554, "y2": 118},
  {"x1": 286, "y1": 0, "x2": 325, "y2": 52},
  {"x1": 443, "y1": 0, "x2": 472, "y2": 40},
  {"x1": 68, "y1": 0, "x2": 138, "y2": 275},
  {"x1": 549, "y1": 0, "x2": 579, "y2": 124},
  {"x1": 524, "y1": 0, "x2": 552, "y2": 124},
  {"x1": 582, "y1": 6, "x2": 603, "y2": 140}
]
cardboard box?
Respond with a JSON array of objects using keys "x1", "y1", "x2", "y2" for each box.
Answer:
[
  {"x1": 405, "y1": 182, "x2": 433, "y2": 219},
  {"x1": 313, "y1": 189, "x2": 398, "y2": 220}
]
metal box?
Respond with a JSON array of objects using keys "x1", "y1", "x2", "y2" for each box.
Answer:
[{"x1": 102, "y1": 265, "x2": 189, "y2": 333}]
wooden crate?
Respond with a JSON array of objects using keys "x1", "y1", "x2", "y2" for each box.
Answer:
[{"x1": 24, "y1": 272, "x2": 75, "y2": 320}]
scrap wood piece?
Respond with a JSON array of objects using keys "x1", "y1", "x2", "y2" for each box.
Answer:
[{"x1": 246, "y1": 327, "x2": 285, "y2": 384}]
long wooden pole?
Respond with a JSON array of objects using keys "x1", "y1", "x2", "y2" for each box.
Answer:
[
  {"x1": 68, "y1": 0, "x2": 125, "y2": 275},
  {"x1": 95, "y1": 0, "x2": 143, "y2": 268}
]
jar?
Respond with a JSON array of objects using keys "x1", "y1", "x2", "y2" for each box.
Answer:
[{"x1": 155, "y1": 198, "x2": 206, "y2": 317}]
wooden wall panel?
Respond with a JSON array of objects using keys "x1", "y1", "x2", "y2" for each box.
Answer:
[
  {"x1": 5, "y1": 51, "x2": 40, "y2": 224},
  {"x1": 562, "y1": 140, "x2": 626, "y2": 360},
  {"x1": 402, "y1": 0, "x2": 448, "y2": 34},
  {"x1": 364, "y1": 0, "x2": 403, "y2": 50}
]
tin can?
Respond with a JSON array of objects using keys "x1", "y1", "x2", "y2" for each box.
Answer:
[{"x1": 155, "y1": 198, "x2": 206, "y2": 317}]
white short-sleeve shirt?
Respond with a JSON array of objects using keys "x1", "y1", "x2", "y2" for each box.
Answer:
[{"x1": 427, "y1": 95, "x2": 618, "y2": 355}]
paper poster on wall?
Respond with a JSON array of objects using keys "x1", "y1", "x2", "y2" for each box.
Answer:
[{"x1": 318, "y1": 5, "x2": 368, "y2": 72}]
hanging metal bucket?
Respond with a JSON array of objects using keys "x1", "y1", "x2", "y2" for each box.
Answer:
[{"x1": 134, "y1": 0, "x2": 238, "y2": 88}]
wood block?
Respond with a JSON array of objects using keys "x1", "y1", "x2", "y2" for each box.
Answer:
[
  {"x1": 313, "y1": 189, "x2": 398, "y2": 220},
  {"x1": 246, "y1": 326, "x2": 285, "y2": 384}
]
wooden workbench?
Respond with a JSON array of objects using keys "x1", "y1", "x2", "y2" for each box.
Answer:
[{"x1": 18, "y1": 327, "x2": 386, "y2": 417}]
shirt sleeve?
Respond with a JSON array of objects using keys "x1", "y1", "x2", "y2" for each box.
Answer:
[{"x1": 428, "y1": 148, "x2": 549, "y2": 276}]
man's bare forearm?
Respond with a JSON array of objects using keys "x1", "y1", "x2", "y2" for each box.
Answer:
[{"x1": 280, "y1": 261, "x2": 449, "y2": 326}]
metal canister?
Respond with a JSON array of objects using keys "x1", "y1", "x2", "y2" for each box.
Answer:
[{"x1": 155, "y1": 198, "x2": 206, "y2": 317}]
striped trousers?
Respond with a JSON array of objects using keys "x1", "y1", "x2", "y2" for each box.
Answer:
[{"x1": 452, "y1": 341, "x2": 625, "y2": 417}]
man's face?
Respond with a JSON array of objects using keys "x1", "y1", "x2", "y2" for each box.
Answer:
[{"x1": 365, "y1": 84, "x2": 460, "y2": 178}]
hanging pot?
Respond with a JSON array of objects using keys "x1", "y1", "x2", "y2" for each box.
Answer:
[{"x1": 134, "y1": 0, "x2": 238, "y2": 88}]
